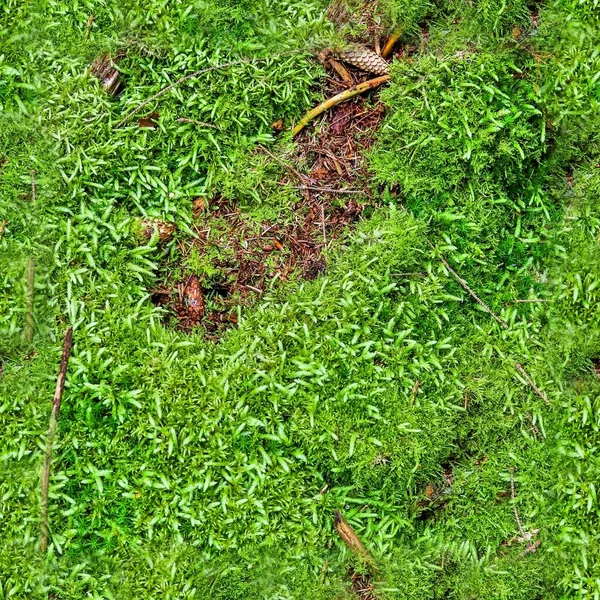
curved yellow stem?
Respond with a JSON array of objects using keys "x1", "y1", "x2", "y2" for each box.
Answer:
[
  {"x1": 292, "y1": 74, "x2": 391, "y2": 137},
  {"x1": 382, "y1": 27, "x2": 402, "y2": 58}
]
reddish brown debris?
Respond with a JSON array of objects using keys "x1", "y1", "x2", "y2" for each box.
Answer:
[
  {"x1": 138, "y1": 111, "x2": 159, "y2": 128},
  {"x1": 351, "y1": 570, "x2": 378, "y2": 600},
  {"x1": 175, "y1": 275, "x2": 205, "y2": 329},
  {"x1": 151, "y1": 46, "x2": 388, "y2": 337}
]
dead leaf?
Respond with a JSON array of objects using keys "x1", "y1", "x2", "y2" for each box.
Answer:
[
  {"x1": 139, "y1": 111, "x2": 159, "y2": 128},
  {"x1": 181, "y1": 275, "x2": 205, "y2": 324},
  {"x1": 192, "y1": 197, "x2": 207, "y2": 218}
]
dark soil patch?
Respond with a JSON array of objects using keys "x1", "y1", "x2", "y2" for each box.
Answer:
[
  {"x1": 150, "y1": 28, "x2": 391, "y2": 337},
  {"x1": 350, "y1": 569, "x2": 378, "y2": 600}
]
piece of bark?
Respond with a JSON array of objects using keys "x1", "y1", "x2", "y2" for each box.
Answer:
[
  {"x1": 91, "y1": 54, "x2": 123, "y2": 96},
  {"x1": 334, "y1": 510, "x2": 375, "y2": 564}
]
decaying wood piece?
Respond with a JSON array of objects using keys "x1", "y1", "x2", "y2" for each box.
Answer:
[
  {"x1": 293, "y1": 75, "x2": 391, "y2": 136},
  {"x1": 40, "y1": 327, "x2": 74, "y2": 553},
  {"x1": 334, "y1": 510, "x2": 375, "y2": 564},
  {"x1": 91, "y1": 53, "x2": 123, "y2": 96},
  {"x1": 338, "y1": 47, "x2": 390, "y2": 76}
]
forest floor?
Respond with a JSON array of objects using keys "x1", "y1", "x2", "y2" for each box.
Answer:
[{"x1": 1, "y1": 1, "x2": 600, "y2": 599}]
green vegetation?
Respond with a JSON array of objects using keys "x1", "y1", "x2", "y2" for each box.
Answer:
[{"x1": 1, "y1": 0, "x2": 599, "y2": 598}]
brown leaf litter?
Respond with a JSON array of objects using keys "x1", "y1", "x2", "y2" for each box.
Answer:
[{"x1": 150, "y1": 10, "x2": 398, "y2": 337}]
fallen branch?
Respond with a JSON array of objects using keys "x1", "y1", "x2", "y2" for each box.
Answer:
[
  {"x1": 115, "y1": 58, "x2": 261, "y2": 128},
  {"x1": 430, "y1": 243, "x2": 509, "y2": 329},
  {"x1": 515, "y1": 363, "x2": 550, "y2": 406},
  {"x1": 382, "y1": 27, "x2": 402, "y2": 58},
  {"x1": 40, "y1": 327, "x2": 73, "y2": 553},
  {"x1": 292, "y1": 74, "x2": 391, "y2": 137}
]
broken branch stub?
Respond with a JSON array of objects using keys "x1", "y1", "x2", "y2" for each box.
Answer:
[{"x1": 334, "y1": 510, "x2": 376, "y2": 566}]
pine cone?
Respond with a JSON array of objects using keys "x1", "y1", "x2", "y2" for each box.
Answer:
[
  {"x1": 140, "y1": 218, "x2": 176, "y2": 243},
  {"x1": 338, "y1": 47, "x2": 390, "y2": 76}
]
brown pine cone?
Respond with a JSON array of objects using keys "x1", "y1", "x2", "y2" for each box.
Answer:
[{"x1": 338, "y1": 47, "x2": 390, "y2": 76}]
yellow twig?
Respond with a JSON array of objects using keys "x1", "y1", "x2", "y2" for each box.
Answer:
[
  {"x1": 292, "y1": 74, "x2": 390, "y2": 137},
  {"x1": 328, "y1": 58, "x2": 353, "y2": 84},
  {"x1": 382, "y1": 27, "x2": 402, "y2": 58}
]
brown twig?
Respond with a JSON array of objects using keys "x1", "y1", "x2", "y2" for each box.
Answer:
[
  {"x1": 279, "y1": 184, "x2": 364, "y2": 195},
  {"x1": 0, "y1": 220, "x2": 6, "y2": 244},
  {"x1": 115, "y1": 58, "x2": 261, "y2": 128},
  {"x1": 430, "y1": 242, "x2": 509, "y2": 329},
  {"x1": 259, "y1": 146, "x2": 307, "y2": 182},
  {"x1": 30, "y1": 169, "x2": 36, "y2": 202},
  {"x1": 40, "y1": 327, "x2": 73, "y2": 553},
  {"x1": 510, "y1": 467, "x2": 540, "y2": 555},
  {"x1": 328, "y1": 58, "x2": 354, "y2": 84},
  {"x1": 25, "y1": 258, "x2": 35, "y2": 343},
  {"x1": 321, "y1": 204, "x2": 327, "y2": 246},
  {"x1": 510, "y1": 467, "x2": 526, "y2": 538},
  {"x1": 292, "y1": 75, "x2": 391, "y2": 136},
  {"x1": 515, "y1": 363, "x2": 550, "y2": 406},
  {"x1": 381, "y1": 27, "x2": 402, "y2": 58}
]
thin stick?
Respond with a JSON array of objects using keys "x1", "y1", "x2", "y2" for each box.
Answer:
[
  {"x1": 292, "y1": 74, "x2": 391, "y2": 136},
  {"x1": 115, "y1": 58, "x2": 258, "y2": 128},
  {"x1": 0, "y1": 220, "x2": 6, "y2": 244},
  {"x1": 279, "y1": 183, "x2": 364, "y2": 195},
  {"x1": 382, "y1": 27, "x2": 402, "y2": 58},
  {"x1": 321, "y1": 204, "x2": 327, "y2": 246},
  {"x1": 259, "y1": 146, "x2": 306, "y2": 182},
  {"x1": 515, "y1": 363, "x2": 549, "y2": 406},
  {"x1": 176, "y1": 117, "x2": 219, "y2": 129},
  {"x1": 510, "y1": 467, "x2": 526, "y2": 538},
  {"x1": 40, "y1": 327, "x2": 73, "y2": 553},
  {"x1": 25, "y1": 257, "x2": 34, "y2": 343},
  {"x1": 30, "y1": 169, "x2": 36, "y2": 202},
  {"x1": 430, "y1": 243, "x2": 509, "y2": 329}
]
